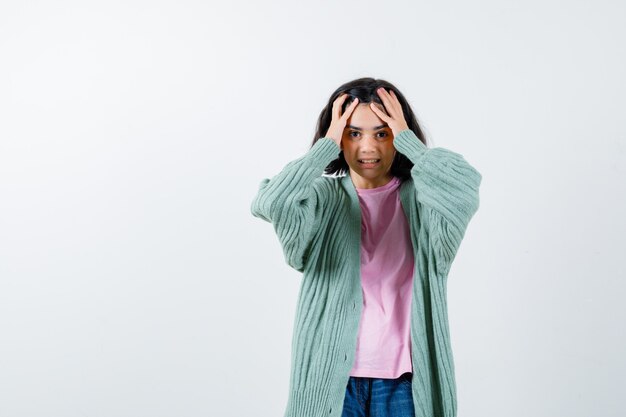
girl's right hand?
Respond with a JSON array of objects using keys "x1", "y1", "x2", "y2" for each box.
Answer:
[{"x1": 324, "y1": 93, "x2": 359, "y2": 148}]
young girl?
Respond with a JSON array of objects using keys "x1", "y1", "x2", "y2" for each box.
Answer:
[{"x1": 251, "y1": 77, "x2": 482, "y2": 417}]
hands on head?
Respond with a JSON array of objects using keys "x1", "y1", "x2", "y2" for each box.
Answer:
[
  {"x1": 324, "y1": 88, "x2": 410, "y2": 148},
  {"x1": 369, "y1": 88, "x2": 409, "y2": 136},
  {"x1": 324, "y1": 94, "x2": 359, "y2": 147}
]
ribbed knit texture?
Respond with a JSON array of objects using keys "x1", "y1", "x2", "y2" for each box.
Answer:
[{"x1": 250, "y1": 129, "x2": 482, "y2": 417}]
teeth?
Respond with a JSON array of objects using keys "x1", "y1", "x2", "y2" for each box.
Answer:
[{"x1": 359, "y1": 159, "x2": 380, "y2": 163}]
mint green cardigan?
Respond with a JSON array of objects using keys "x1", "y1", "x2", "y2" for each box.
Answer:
[{"x1": 250, "y1": 129, "x2": 482, "y2": 417}]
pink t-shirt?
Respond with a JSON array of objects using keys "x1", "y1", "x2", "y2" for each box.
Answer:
[{"x1": 349, "y1": 176, "x2": 415, "y2": 379}]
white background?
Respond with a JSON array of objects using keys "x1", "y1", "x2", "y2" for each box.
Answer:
[{"x1": 1, "y1": 1, "x2": 625, "y2": 416}]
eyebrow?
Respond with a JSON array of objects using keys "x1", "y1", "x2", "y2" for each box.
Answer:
[{"x1": 346, "y1": 124, "x2": 389, "y2": 131}]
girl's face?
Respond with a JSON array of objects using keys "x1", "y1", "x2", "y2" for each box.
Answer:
[{"x1": 340, "y1": 102, "x2": 397, "y2": 189}]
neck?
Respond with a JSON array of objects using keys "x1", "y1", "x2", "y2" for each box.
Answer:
[{"x1": 349, "y1": 170, "x2": 394, "y2": 189}]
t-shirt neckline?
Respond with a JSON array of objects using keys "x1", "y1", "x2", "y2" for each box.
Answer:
[{"x1": 354, "y1": 176, "x2": 400, "y2": 194}]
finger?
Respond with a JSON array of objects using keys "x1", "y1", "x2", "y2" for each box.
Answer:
[
  {"x1": 332, "y1": 93, "x2": 348, "y2": 120},
  {"x1": 340, "y1": 97, "x2": 359, "y2": 120},
  {"x1": 369, "y1": 98, "x2": 390, "y2": 117},
  {"x1": 376, "y1": 87, "x2": 391, "y2": 100},
  {"x1": 388, "y1": 90, "x2": 402, "y2": 111},
  {"x1": 376, "y1": 88, "x2": 400, "y2": 117},
  {"x1": 369, "y1": 102, "x2": 390, "y2": 122},
  {"x1": 332, "y1": 93, "x2": 347, "y2": 111},
  {"x1": 376, "y1": 88, "x2": 394, "y2": 112}
]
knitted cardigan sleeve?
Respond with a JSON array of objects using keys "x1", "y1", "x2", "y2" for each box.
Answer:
[
  {"x1": 250, "y1": 137, "x2": 341, "y2": 272},
  {"x1": 393, "y1": 129, "x2": 482, "y2": 274}
]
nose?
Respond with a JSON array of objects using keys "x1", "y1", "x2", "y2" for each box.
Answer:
[{"x1": 359, "y1": 135, "x2": 379, "y2": 152}]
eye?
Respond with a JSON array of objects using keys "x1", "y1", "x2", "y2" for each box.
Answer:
[
  {"x1": 376, "y1": 131, "x2": 388, "y2": 138},
  {"x1": 349, "y1": 131, "x2": 360, "y2": 138}
]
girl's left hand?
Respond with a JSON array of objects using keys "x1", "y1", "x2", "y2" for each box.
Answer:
[{"x1": 369, "y1": 87, "x2": 410, "y2": 136}]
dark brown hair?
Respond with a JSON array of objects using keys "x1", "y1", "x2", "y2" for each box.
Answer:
[{"x1": 311, "y1": 77, "x2": 428, "y2": 181}]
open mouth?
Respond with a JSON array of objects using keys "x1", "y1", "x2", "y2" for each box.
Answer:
[{"x1": 358, "y1": 159, "x2": 381, "y2": 168}]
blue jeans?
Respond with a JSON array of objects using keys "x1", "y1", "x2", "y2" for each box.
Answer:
[{"x1": 341, "y1": 372, "x2": 415, "y2": 417}]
